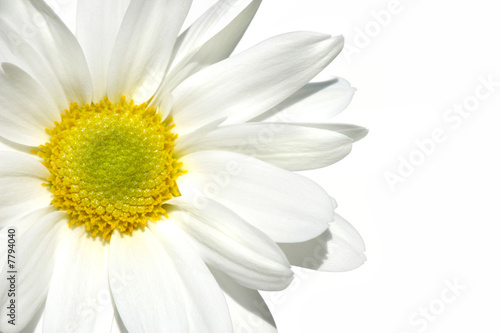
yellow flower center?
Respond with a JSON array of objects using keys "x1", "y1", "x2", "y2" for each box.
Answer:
[{"x1": 36, "y1": 97, "x2": 184, "y2": 240}]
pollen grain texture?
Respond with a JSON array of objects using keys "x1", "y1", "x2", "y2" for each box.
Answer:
[{"x1": 37, "y1": 97, "x2": 184, "y2": 240}]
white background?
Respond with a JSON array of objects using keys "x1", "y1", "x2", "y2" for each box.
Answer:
[{"x1": 189, "y1": 0, "x2": 500, "y2": 332}]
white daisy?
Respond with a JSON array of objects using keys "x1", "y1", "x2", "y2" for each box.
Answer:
[{"x1": 0, "y1": 0, "x2": 367, "y2": 332}]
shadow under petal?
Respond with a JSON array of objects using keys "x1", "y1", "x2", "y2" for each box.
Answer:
[
  {"x1": 278, "y1": 213, "x2": 366, "y2": 272},
  {"x1": 209, "y1": 267, "x2": 277, "y2": 331}
]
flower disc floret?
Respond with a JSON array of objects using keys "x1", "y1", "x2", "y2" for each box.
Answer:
[{"x1": 37, "y1": 97, "x2": 184, "y2": 240}]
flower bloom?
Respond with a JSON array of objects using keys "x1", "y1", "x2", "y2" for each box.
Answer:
[{"x1": 0, "y1": 0, "x2": 367, "y2": 332}]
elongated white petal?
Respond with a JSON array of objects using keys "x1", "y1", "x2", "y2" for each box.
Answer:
[
  {"x1": 76, "y1": 0, "x2": 131, "y2": 100},
  {"x1": 0, "y1": 63, "x2": 60, "y2": 146},
  {"x1": 170, "y1": 0, "x2": 260, "y2": 71},
  {"x1": 0, "y1": 0, "x2": 92, "y2": 108},
  {"x1": 279, "y1": 213, "x2": 366, "y2": 272},
  {"x1": 211, "y1": 268, "x2": 277, "y2": 332},
  {"x1": 174, "y1": 117, "x2": 227, "y2": 150},
  {"x1": 176, "y1": 122, "x2": 354, "y2": 171},
  {"x1": 155, "y1": 0, "x2": 261, "y2": 98},
  {"x1": 150, "y1": 222, "x2": 233, "y2": 332},
  {"x1": 106, "y1": 0, "x2": 192, "y2": 103},
  {"x1": 171, "y1": 33, "x2": 344, "y2": 135},
  {"x1": 0, "y1": 136, "x2": 34, "y2": 155},
  {"x1": 0, "y1": 211, "x2": 66, "y2": 333},
  {"x1": 109, "y1": 228, "x2": 189, "y2": 332},
  {"x1": 1, "y1": 206, "x2": 55, "y2": 237},
  {"x1": 300, "y1": 123, "x2": 369, "y2": 142},
  {"x1": 166, "y1": 197, "x2": 293, "y2": 291},
  {"x1": 19, "y1": 307, "x2": 44, "y2": 333},
  {"x1": 177, "y1": 151, "x2": 333, "y2": 242},
  {"x1": 110, "y1": 313, "x2": 127, "y2": 333},
  {"x1": 0, "y1": 152, "x2": 51, "y2": 226},
  {"x1": 331, "y1": 197, "x2": 338, "y2": 210},
  {"x1": 44, "y1": 227, "x2": 106, "y2": 333},
  {"x1": 45, "y1": 0, "x2": 78, "y2": 33},
  {"x1": 252, "y1": 77, "x2": 355, "y2": 123}
]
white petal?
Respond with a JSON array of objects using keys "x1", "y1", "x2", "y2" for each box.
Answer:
[
  {"x1": 166, "y1": 197, "x2": 293, "y2": 291},
  {"x1": 0, "y1": 207, "x2": 54, "y2": 289},
  {"x1": 0, "y1": 0, "x2": 92, "y2": 108},
  {"x1": 76, "y1": 0, "x2": 131, "y2": 100},
  {"x1": 0, "y1": 32, "x2": 15, "y2": 64},
  {"x1": 174, "y1": 117, "x2": 227, "y2": 150},
  {"x1": 106, "y1": 0, "x2": 192, "y2": 103},
  {"x1": 252, "y1": 77, "x2": 355, "y2": 123},
  {"x1": 279, "y1": 213, "x2": 366, "y2": 272},
  {"x1": 109, "y1": 228, "x2": 189, "y2": 333},
  {"x1": 0, "y1": 136, "x2": 34, "y2": 155},
  {"x1": 177, "y1": 150, "x2": 333, "y2": 242},
  {"x1": 0, "y1": 63, "x2": 60, "y2": 146},
  {"x1": 45, "y1": 0, "x2": 78, "y2": 33},
  {"x1": 0, "y1": 211, "x2": 66, "y2": 333},
  {"x1": 304, "y1": 123, "x2": 369, "y2": 142},
  {"x1": 331, "y1": 197, "x2": 338, "y2": 210},
  {"x1": 1, "y1": 206, "x2": 55, "y2": 237},
  {"x1": 154, "y1": 0, "x2": 261, "y2": 98},
  {"x1": 19, "y1": 306, "x2": 44, "y2": 333},
  {"x1": 110, "y1": 313, "x2": 127, "y2": 333},
  {"x1": 176, "y1": 122, "x2": 354, "y2": 171},
  {"x1": 150, "y1": 222, "x2": 233, "y2": 332},
  {"x1": 170, "y1": 0, "x2": 260, "y2": 71},
  {"x1": 171, "y1": 33, "x2": 344, "y2": 135},
  {"x1": 44, "y1": 227, "x2": 106, "y2": 333},
  {"x1": 0, "y1": 152, "x2": 52, "y2": 226},
  {"x1": 211, "y1": 268, "x2": 277, "y2": 333}
]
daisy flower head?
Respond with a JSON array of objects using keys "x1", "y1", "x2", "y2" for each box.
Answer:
[{"x1": 0, "y1": 0, "x2": 367, "y2": 332}]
